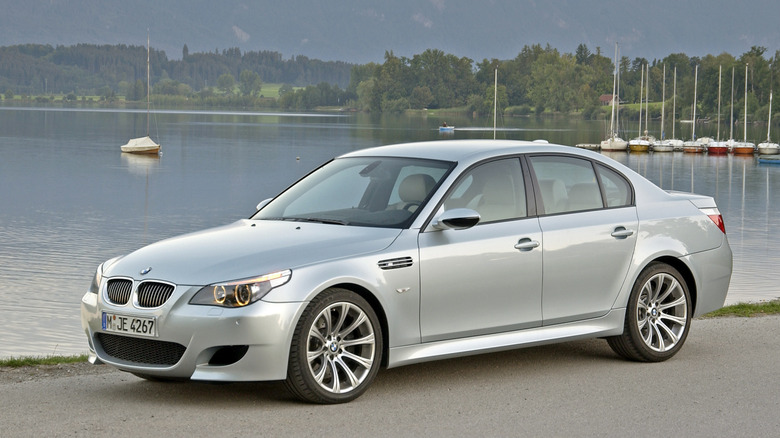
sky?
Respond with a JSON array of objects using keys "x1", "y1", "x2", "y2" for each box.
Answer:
[{"x1": 1, "y1": 0, "x2": 779, "y2": 63}]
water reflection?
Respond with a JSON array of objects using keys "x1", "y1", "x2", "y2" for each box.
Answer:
[{"x1": 0, "y1": 107, "x2": 778, "y2": 358}]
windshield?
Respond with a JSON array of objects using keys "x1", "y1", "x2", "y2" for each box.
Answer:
[{"x1": 252, "y1": 156, "x2": 454, "y2": 228}]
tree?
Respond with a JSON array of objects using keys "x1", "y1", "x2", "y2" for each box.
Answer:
[
  {"x1": 410, "y1": 86, "x2": 434, "y2": 109},
  {"x1": 239, "y1": 69, "x2": 262, "y2": 96},
  {"x1": 217, "y1": 73, "x2": 235, "y2": 94},
  {"x1": 575, "y1": 44, "x2": 592, "y2": 65}
]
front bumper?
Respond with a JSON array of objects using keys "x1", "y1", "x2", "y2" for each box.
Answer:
[{"x1": 80, "y1": 286, "x2": 306, "y2": 381}]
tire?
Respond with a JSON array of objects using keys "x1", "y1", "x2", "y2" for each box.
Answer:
[
  {"x1": 607, "y1": 262, "x2": 691, "y2": 362},
  {"x1": 285, "y1": 288, "x2": 383, "y2": 404}
]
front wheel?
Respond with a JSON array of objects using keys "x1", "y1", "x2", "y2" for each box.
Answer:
[
  {"x1": 607, "y1": 262, "x2": 691, "y2": 362},
  {"x1": 285, "y1": 288, "x2": 383, "y2": 404}
]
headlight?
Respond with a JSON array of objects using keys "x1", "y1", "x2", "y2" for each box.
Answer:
[
  {"x1": 88, "y1": 264, "x2": 103, "y2": 294},
  {"x1": 189, "y1": 269, "x2": 292, "y2": 308},
  {"x1": 88, "y1": 256, "x2": 122, "y2": 294}
]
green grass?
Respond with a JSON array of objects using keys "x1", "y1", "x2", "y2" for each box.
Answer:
[
  {"x1": 0, "y1": 354, "x2": 88, "y2": 368},
  {"x1": 702, "y1": 299, "x2": 780, "y2": 318}
]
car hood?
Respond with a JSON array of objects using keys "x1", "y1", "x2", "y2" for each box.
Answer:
[{"x1": 104, "y1": 220, "x2": 402, "y2": 285}]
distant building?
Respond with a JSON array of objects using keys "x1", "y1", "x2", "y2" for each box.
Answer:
[{"x1": 599, "y1": 94, "x2": 614, "y2": 106}]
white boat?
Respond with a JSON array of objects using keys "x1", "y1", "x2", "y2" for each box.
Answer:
[
  {"x1": 120, "y1": 135, "x2": 160, "y2": 154},
  {"x1": 629, "y1": 64, "x2": 652, "y2": 152},
  {"x1": 601, "y1": 43, "x2": 627, "y2": 151},
  {"x1": 683, "y1": 65, "x2": 704, "y2": 153},
  {"x1": 652, "y1": 65, "x2": 672, "y2": 152},
  {"x1": 733, "y1": 64, "x2": 755, "y2": 155},
  {"x1": 757, "y1": 86, "x2": 779, "y2": 155},
  {"x1": 660, "y1": 66, "x2": 683, "y2": 151},
  {"x1": 121, "y1": 33, "x2": 160, "y2": 155}
]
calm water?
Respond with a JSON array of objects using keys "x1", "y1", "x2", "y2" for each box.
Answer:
[{"x1": 1, "y1": 107, "x2": 778, "y2": 358}]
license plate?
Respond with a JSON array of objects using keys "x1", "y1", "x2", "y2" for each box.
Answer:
[{"x1": 102, "y1": 312, "x2": 157, "y2": 338}]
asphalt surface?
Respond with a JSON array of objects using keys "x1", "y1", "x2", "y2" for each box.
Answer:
[{"x1": 1, "y1": 315, "x2": 778, "y2": 437}]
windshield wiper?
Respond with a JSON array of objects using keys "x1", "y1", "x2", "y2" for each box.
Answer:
[{"x1": 262, "y1": 217, "x2": 348, "y2": 225}]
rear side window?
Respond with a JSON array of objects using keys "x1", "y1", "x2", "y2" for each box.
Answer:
[
  {"x1": 529, "y1": 156, "x2": 602, "y2": 214},
  {"x1": 596, "y1": 164, "x2": 632, "y2": 207}
]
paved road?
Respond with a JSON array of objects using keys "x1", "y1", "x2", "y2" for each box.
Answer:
[{"x1": 2, "y1": 316, "x2": 779, "y2": 437}]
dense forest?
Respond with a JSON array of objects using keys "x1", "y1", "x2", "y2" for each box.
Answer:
[{"x1": 1, "y1": 42, "x2": 779, "y2": 124}]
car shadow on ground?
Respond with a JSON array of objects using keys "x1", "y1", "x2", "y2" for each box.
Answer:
[{"x1": 95, "y1": 338, "x2": 621, "y2": 405}]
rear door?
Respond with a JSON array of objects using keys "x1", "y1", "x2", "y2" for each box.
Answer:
[{"x1": 528, "y1": 155, "x2": 638, "y2": 325}]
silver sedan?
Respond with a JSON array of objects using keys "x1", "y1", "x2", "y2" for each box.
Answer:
[{"x1": 81, "y1": 140, "x2": 732, "y2": 403}]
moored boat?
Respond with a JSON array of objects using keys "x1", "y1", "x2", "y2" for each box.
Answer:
[
  {"x1": 682, "y1": 140, "x2": 705, "y2": 153},
  {"x1": 121, "y1": 33, "x2": 160, "y2": 155},
  {"x1": 629, "y1": 136, "x2": 652, "y2": 152},
  {"x1": 652, "y1": 139, "x2": 679, "y2": 152},
  {"x1": 707, "y1": 141, "x2": 729, "y2": 155},
  {"x1": 758, "y1": 141, "x2": 780, "y2": 155},
  {"x1": 732, "y1": 64, "x2": 755, "y2": 155},
  {"x1": 732, "y1": 142, "x2": 756, "y2": 155},
  {"x1": 601, "y1": 43, "x2": 627, "y2": 152},
  {"x1": 757, "y1": 85, "x2": 779, "y2": 154}
]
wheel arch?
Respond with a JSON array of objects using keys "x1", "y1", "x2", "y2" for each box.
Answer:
[
  {"x1": 649, "y1": 255, "x2": 697, "y2": 313},
  {"x1": 327, "y1": 282, "x2": 390, "y2": 368}
]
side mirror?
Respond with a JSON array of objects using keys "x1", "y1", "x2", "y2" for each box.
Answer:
[
  {"x1": 255, "y1": 198, "x2": 273, "y2": 211},
  {"x1": 431, "y1": 208, "x2": 481, "y2": 230}
]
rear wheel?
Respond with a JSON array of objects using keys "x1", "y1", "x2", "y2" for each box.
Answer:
[
  {"x1": 607, "y1": 262, "x2": 691, "y2": 362},
  {"x1": 285, "y1": 288, "x2": 382, "y2": 404}
]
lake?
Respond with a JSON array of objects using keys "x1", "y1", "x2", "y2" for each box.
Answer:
[{"x1": 1, "y1": 106, "x2": 778, "y2": 358}]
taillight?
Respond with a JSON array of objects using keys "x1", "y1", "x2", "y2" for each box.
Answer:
[{"x1": 700, "y1": 208, "x2": 726, "y2": 234}]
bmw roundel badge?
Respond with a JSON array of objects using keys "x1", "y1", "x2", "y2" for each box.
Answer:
[{"x1": 140, "y1": 267, "x2": 153, "y2": 275}]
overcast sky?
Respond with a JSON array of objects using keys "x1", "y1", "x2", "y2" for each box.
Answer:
[{"x1": 2, "y1": 0, "x2": 779, "y2": 63}]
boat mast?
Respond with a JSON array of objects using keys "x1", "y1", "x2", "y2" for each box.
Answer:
[
  {"x1": 769, "y1": 63, "x2": 774, "y2": 142},
  {"x1": 744, "y1": 63, "x2": 748, "y2": 143},
  {"x1": 146, "y1": 31, "x2": 151, "y2": 137},
  {"x1": 661, "y1": 64, "x2": 665, "y2": 140},
  {"x1": 717, "y1": 65, "x2": 722, "y2": 141},
  {"x1": 638, "y1": 66, "x2": 644, "y2": 138},
  {"x1": 672, "y1": 66, "x2": 677, "y2": 139},
  {"x1": 609, "y1": 43, "x2": 617, "y2": 139},
  {"x1": 730, "y1": 67, "x2": 735, "y2": 141},
  {"x1": 645, "y1": 63, "x2": 649, "y2": 137},
  {"x1": 616, "y1": 45, "x2": 621, "y2": 138},
  {"x1": 692, "y1": 65, "x2": 698, "y2": 140},
  {"x1": 493, "y1": 68, "x2": 497, "y2": 140}
]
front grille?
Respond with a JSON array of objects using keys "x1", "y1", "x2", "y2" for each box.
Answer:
[
  {"x1": 106, "y1": 279, "x2": 132, "y2": 305},
  {"x1": 97, "y1": 332, "x2": 186, "y2": 366},
  {"x1": 137, "y1": 282, "x2": 175, "y2": 308}
]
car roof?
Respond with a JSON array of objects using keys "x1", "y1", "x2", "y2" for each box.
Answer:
[{"x1": 339, "y1": 139, "x2": 598, "y2": 164}]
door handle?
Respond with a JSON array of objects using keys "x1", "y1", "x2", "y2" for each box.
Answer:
[
  {"x1": 611, "y1": 227, "x2": 634, "y2": 239},
  {"x1": 514, "y1": 238, "x2": 540, "y2": 251}
]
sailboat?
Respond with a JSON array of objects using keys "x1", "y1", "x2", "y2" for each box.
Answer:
[
  {"x1": 708, "y1": 66, "x2": 730, "y2": 155},
  {"x1": 121, "y1": 33, "x2": 161, "y2": 155},
  {"x1": 757, "y1": 67, "x2": 779, "y2": 155},
  {"x1": 683, "y1": 65, "x2": 705, "y2": 153},
  {"x1": 655, "y1": 65, "x2": 683, "y2": 151},
  {"x1": 629, "y1": 63, "x2": 653, "y2": 152},
  {"x1": 733, "y1": 64, "x2": 756, "y2": 155},
  {"x1": 653, "y1": 64, "x2": 673, "y2": 152},
  {"x1": 601, "y1": 43, "x2": 628, "y2": 151}
]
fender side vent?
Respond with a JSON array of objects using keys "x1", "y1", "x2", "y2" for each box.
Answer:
[{"x1": 378, "y1": 256, "x2": 413, "y2": 270}]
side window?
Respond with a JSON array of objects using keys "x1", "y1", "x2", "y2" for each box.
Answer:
[
  {"x1": 529, "y1": 156, "x2": 603, "y2": 214},
  {"x1": 597, "y1": 164, "x2": 632, "y2": 207},
  {"x1": 442, "y1": 158, "x2": 526, "y2": 223}
]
